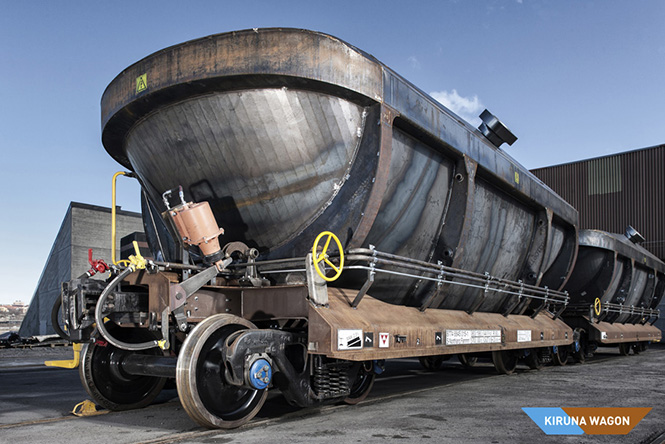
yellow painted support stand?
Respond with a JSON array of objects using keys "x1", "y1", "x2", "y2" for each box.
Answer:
[
  {"x1": 44, "y1": 343, "x2": 82, "y2": 369},
  {"x1": 72, "y1": 399, "x2": 107, "y2": 417}
]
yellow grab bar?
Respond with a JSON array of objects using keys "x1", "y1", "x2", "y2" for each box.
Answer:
[{"x1": 112, "y1": 171, "x2": 135, "y2": 265}]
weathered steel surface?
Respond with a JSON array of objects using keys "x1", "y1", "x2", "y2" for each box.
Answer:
[
  {"x1": 565, "y1": 229, "x2": 665, "y2": 323},
  {"x1": 308, "y1": 289, "x2": 572, "y2": 361},
  {"x1": 101, "y1": 28, "x2": 578, "y2": 312},
  {"x1": 585, "y1": 318, "x2": 662, "y2": 344}
]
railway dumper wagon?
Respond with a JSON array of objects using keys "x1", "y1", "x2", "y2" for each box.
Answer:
[
  {"x1": 57, "y1": 28, "x2": 583, "y2": 428},
  {"x1": 562, "y1": 228, "x2": 663, "y2": 359}
]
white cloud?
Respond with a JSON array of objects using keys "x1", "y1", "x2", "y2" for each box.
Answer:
[
  {"x1": 430, "y1": 89, "x2": 484, "y2": 126},
  {"x1": 407, "y1": 55, "x2": 420, "y2": 70}
]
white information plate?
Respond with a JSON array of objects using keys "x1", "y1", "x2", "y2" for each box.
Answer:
[
  {"x1": 445, "y1": 329, "x2": 501, "y2": 345},
  {"x1": 517, "y1": 330, "x2": 532, "y2": 342},
  {"x1": 337, "y1": 329, "x2": 363, "y2": 350}
]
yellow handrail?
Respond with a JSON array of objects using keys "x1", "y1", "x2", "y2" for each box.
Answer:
[{"x1": 111, "y1": 171, "x2": 134, "y2": 265}]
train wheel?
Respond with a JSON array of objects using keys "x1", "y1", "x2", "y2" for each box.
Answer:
[
  {"x1": 632, "y1": 343, "x2": 641, "y2": 354},
  {"x1": 176, "y1": 314, "x2": 268, "y2": 429},
  {"x1": 492, "y1": 350, "x2": 518, "y2": 375},
  {"x1": 640, "y1": 342, "x2": 649, "y2": 352},
  {"x1": 80, "y1": 325, "x2": 167, "y2": 411},
  {"x1": 344, "y1": 362, "x2": 376, "y2": 405},
  {"x1": 525, "y1": 349, "x2": 544, "y2": 370},
  {"x1": 552, "y1": 345, "x2": 568, "y2": 366},
  {"x1": 419, "y1": 355, "x2": 445, "y2": 370},
  {"x1": 458, "y1": 354, "x2": 479, "y2": 368},
  {"x1": 618, "y1": 343, "x2": 631, "y2": 356}
]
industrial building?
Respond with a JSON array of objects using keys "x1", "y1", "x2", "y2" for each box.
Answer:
[
  {"x1": 531, "y1": 144, "x2": 665, "y2": 332},
  {"x1": 19, "y1": 202, "x2": 144, "y2": 337}
]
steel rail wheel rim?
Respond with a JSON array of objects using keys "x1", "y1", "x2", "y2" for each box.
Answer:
[
  {"x1": 344, "y1": 362, "x2": 376, "y2": 405},
  {"x1": 79, "y1": 326, "x2": 166, "y2": 411},
  {"x1": 492, "y1": 350, "x2": 518, "y2": 375},
  {"x1": 419, "y1": 355, "x2": 445, "y2": 371},
  {"x1": 458, "y1": 354, "x2": 478, "y2": 368},
  {"x1": 176, "y1": 314, "x2": 268, "y2": 429}
]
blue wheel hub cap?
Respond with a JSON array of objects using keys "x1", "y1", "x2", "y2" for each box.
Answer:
[{"x1": 248, "y1": 358, "x2": 272, "y2": 390}]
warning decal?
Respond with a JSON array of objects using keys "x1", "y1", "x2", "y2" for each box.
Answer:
[
  {"x1": 136, "y1": 73, "x2": 147, "y2": 94},
  {"x1": 446, "y1": 329, "x2": 501, "y2": 345},
  {"x1": 379, "y1": 332, "x2": 390, "y2": 348},
  {"x1": 364, "y1": 332, "x2": 374, "y2": 347},
  {"x1": 517, "y1": 330, "x2": 532, "y2": 342},
  {"x1": 337, "y1": 329, "x2": 363, "y2": 350}
]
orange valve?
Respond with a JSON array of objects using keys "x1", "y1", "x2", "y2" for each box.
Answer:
[{"x1": 312, "y1": 231, "x2": 345, "y2": 282}]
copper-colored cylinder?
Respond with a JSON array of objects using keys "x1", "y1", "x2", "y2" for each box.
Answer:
[{"x1": 171, "y1": 201, "x2": 224, "y2": 257}]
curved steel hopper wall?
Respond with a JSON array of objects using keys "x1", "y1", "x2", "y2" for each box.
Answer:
[
  {"x1": 101, "y1": 28, "x2": 579, "y2": 312},
  {"x1": 565, "y1": 229, "x2": 665, "y2": 323}
]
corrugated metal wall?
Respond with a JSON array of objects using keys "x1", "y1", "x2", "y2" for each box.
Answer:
[{"x1": 531, "y1": 144, "x2": 665, "y2": 260}]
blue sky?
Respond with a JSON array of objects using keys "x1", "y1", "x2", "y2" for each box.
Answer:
[{"x1": 1, "y1": 1, "x2": 664, "y2": 305}]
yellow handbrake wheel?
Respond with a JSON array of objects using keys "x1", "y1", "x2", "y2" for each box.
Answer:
[
  {"x1": 594, "y1": 297, "x2": 602, "y2": 316},
  {"x1": 312, "y1": 231, "x2": 345, "y2": 282}
]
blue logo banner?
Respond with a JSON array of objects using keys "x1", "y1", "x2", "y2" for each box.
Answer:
[{"x1": 522, "y1": 407, "x2": 585, "y2": 435}]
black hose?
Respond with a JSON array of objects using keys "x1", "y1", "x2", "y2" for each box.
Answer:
[
  {"x1": 50, "y1": 296, "x2": 70, "y2": 340},
  {"x1": 95, "y1": 267, "x2": 160, "y2": 351}
]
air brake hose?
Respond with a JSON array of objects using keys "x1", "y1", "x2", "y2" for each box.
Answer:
[
  {"x1": 94, "y1": 267, "x2": 160, "y2": 351},
  {"x1": 50, "y1": 296, "x2": 69, "y2": 340}
]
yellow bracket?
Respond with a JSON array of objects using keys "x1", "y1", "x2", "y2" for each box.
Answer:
[
  {"x1": 312, "y1": 231, "x2": 345, "y2": 282},
  {"x1": 72, "y1": 399, "x2": 107, "y2": 417},
  {"x1": 128, "y1": 240, "x2": 147, "y2": 271},
  {"x1": 44, "y1": 343, "x2": 82, "y2": 369}
]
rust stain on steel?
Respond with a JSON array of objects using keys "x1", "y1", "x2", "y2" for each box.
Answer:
[
  {"x1": 450, "y1": 155, "x2": 478, "y2": 269},
  {"x1": 308, "y1": 288, "x2": 572, "y2": 361},
  {"x1": 558, "y1": 220, "x2": 579, "y2": 290},
  {"x1": 587, "y1": 319, "x2": 662, "y2": 344},
  {"x1": 122, "y1": 270, "x2": 176, "y2": 322},
  {"x1": 350, "y1": 105, "x2": 396, "y2": 248},
  {"x1": 102, "y1": 28, "x2": 383, "y2": 162},
  {"x1": 230, "y1": 169, "x2": 341, "y2": 209},
  {"x1": 180, "y1": 285, "x2": 309, "y2": 322}
]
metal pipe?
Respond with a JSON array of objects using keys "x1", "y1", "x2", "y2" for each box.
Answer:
[
  {"x1": 95, "y1": 267, "x2": 160, "y2": 351},
  {"x1": 111, "y1": 171, "x2": 135, "y2": 265},
  {"x1": 151, "y1": 261, "x2": 207, "y2": 271},
  {"x1": 121, "y1": 354, "x2": 177, "y2": 378},
  {"x1": 343, "y1": 265, "x2": 568, "y2": 304}
]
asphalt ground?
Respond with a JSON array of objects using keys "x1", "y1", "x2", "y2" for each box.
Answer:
[{"x1": 0, "y1": 344, "x2": 663, "y2": 444}]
